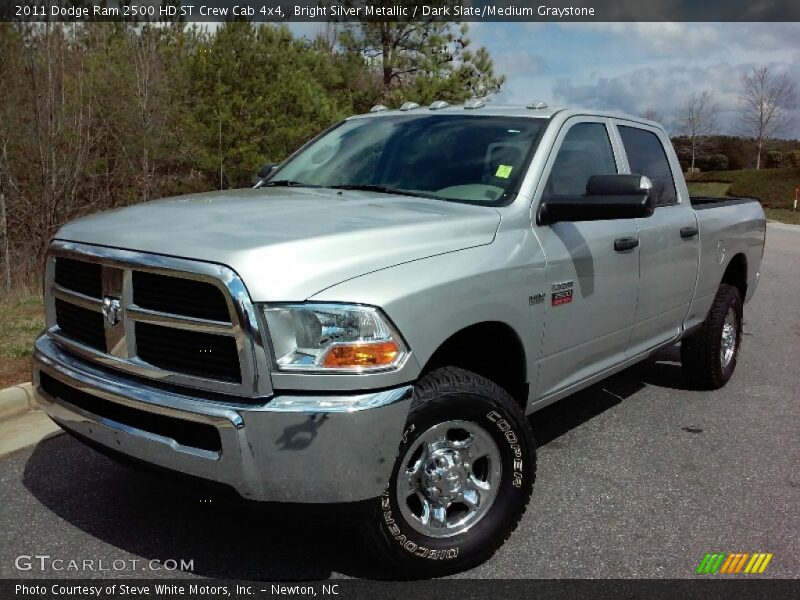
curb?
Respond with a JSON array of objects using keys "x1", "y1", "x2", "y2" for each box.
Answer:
[
  {"x1": 0, "y1": 382, "x2": 36, "y2": 421},
  {"x1": 0, "y1": 381, "x2": 64, "y2": 459},
  {"x1": 766, "y1": 220, "x2": 800, "y2": 232}
]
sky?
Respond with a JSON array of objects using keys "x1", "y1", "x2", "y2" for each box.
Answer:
[
  {"x1": 470, "y1": 22, "x2": 800, "y2": 137},
  {"x1": 286, "y1": 21, "x2": 800, "y2": 138}
]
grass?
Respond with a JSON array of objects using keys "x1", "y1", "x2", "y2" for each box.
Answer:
[
  {"x1": 764, "y1": 207, "x2": 800, "y2": 225},
  {"x1": 685, "y1": 181, "x2": 731, "y2": 197},
  {"x1": 686, "y1": 168, "x2": 800, "y2": 209},
  {"x1": 0, "y1": 292, "x2": 44, "y2": 387},
  {"x1": 685, "y1": 168, "x2": 800, "y2": 224}
]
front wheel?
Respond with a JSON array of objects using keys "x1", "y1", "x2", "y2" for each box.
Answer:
[{"x1": 360, "y1": 367, "x2": 536, "y2": 577}]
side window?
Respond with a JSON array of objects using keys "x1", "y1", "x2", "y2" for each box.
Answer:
[
  {"x1": 545, "y1": 122, "x2": 617, "y2": 196},
  {"x1": 618, "y1": 125, "x2": 677, "y2": 206}
]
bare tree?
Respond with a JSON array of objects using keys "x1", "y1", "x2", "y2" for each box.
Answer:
[
  {"x1": 640, "y1": 109, "x2": 664, "y2": 124},
  {"x1": 738, "y1": 65, "x2": 797, "y2": 169},
  {"x1": 13, "y1": 23, "x2": 94, "y2": 268},
  {"x1": 676, "y1": 91, "x2": 718, "y2": 172},
  {"x1": 0, "y1": 192, "x2": 10, "y2": 292},
  {"x1": 314, "y1": 22, "x2": 338, "y2": 53},
  {"x1": 132, "y1": 27, "x2": 171, "y2": 203}
]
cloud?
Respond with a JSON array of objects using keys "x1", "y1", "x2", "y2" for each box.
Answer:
[
  {"x1": 568, "y1": 22, "x2": 798, "y2": 61},
  {"x1": 579, "y1": 22, "x2": 722, "y2": 55},
  {"x1": 552, "y1": 61, "x2": 799, "y2": 135},
  {"x1": 730, "y1": 23, "x2": 800, "y2": 51},
  {"x1": 493, "y1": 50, "x2": 545, "y2": 79},
  {"x1": 477, "y1": 22, "x2": 800, "y2": 137}
]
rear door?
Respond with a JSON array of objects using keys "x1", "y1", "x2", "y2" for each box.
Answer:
[
  {"x1": 533, "y1": 118, "x2": 641, "y2": 399},
  {"x1": 614, "y1": 122, "x2": 699, "y2": 355}
]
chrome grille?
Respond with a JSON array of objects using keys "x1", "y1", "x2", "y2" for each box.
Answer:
[{"x1": 45, "y1": 241, "x2": 272, "y2": 397}]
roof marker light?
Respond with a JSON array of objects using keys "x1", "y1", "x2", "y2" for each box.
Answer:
[
  {"x1": 399, "y1": 102, "x2": 421, "y2": 111},
  {"x1": 429, "y1": 100, "x2": 450, "y2": 110}
]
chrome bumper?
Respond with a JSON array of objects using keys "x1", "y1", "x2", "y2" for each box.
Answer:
[{"x1": 32, "y1": 335, "x2": 412, "y2": 503}]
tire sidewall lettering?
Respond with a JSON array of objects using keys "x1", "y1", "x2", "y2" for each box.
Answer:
[
  {"x1": 380, "y1": 400, "x2": 530, "y2": 560},
  {"x1": 381, "y1": 489, "x2": 459, "y2": 560},
  {"x1": 487, "y1": 410, "x2": 525, "y2": 488}
]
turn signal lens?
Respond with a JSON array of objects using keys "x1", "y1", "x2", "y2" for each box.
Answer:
[{"x1": 321, "y1": 341, "x2": 400, "y2": 368}]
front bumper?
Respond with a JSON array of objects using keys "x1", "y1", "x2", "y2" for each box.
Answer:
[{"x1": 32, "y1": 335, "x2": 412, "y2": 503}]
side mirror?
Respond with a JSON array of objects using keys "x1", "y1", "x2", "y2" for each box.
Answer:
[
  {"x1": 257, "y1": 163, "x2": 278, "y2": 179},
  {"x1": 538, "y1": 174, "x2": 655, "y2": 225}
]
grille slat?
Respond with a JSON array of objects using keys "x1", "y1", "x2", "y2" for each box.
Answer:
[
  {"x1": 136, "y1": 322, "x2": 241, "y2": 383},
  {"x1": 55, "y1": 299, "x2": 106, "y2": 351},
  {"x1": 132, "y1": 271, "x2": 231, "y2": 322},
  {"x1": 40, "y1": 373, "x2": 221, "y2": 452},
  {"x1": 55, "y1": 258, "x2": 102, "y2": 298}
]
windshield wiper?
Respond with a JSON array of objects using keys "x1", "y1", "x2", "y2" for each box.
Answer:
[
  {"x1": 263, "y1": 179, "x2": 319, "y2": 188},
  {"x1": 329, "y1": 184, "x2": 421, "y2": 198}
]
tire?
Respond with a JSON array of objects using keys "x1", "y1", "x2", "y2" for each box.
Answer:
[
  {"x1": 681, "y1": 283, "x2": 743, "y2": 390},
  {"x1": 360, "y1": 367, "x2": 536, "y2": 578}
]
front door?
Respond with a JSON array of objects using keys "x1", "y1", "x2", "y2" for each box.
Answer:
[{"x1": 533, "y1": 118, "x2": 641, "y2": 399}]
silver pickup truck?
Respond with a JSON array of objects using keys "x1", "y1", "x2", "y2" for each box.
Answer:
[{"x1": 33, "y1": 103, "x2": 766, "y2": 576}]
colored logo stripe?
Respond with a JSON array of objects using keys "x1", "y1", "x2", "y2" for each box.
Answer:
[
  {"x1": 697, "y1": 553, "x2": 726, "y2": 574},
  {"x1": 697, "y1": 552, "x2": 773, "y2": 574},
  {"x1": 719, "y1": 553, "x2": 749, "y2": 573},
  {"x1": 744, "y1": 553, "x2": 773, "y2": 574}
]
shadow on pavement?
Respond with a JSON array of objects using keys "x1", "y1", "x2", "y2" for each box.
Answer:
[
  {"x1": 627, "y1": 344, "x2": 697, "y2": 392},
  {"x1": 530, "y1": 344, "x2": 693, "y2": 446},
  {"x1": 23, "y1": 433, "x2": 387, "y2": 580},
  {"x1": 22, "y1": 345, "x2": 694, "y2": 580}
]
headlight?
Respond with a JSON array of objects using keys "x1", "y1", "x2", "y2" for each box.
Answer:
[{"x1": 262, "y1": 304, "x2": 408, "y2": 372}]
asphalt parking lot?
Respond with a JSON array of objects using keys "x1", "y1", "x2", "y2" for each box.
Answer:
[{"x1": 1, "y1": 223, "x2": 797, "y2": 580}]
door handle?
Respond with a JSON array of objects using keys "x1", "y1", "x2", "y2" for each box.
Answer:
[
  {"x1": 680, "y1": 226, "x2": 699, "y2": 239},
  {"x1": 614, "y1": 237, "x2": 639, "y2": 252}
]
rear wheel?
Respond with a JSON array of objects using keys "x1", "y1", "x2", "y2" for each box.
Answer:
[
  {"x1": 681, "y1": 283, "x2": 743, "y2": 389},
  {"x1": 360, "y1": 367, "x2": 536, "y2": 577}
]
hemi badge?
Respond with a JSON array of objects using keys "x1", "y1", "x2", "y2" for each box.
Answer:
[{"x1": 529, "y1": 293, "x2": 546, "y2": 305}]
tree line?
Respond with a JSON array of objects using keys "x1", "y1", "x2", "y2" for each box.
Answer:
[
  {"x1": 0, "y1": 19, "x2": 502, "y2": 292},
  {"x1": 0, "y1": 21, "x2": 797, "y2": 295},
  {"x1": 645, "y1": 65, "x2": 798, "y2": 172}
]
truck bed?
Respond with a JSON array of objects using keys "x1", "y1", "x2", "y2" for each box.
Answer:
[
  {"x1": 690, "y1": 196, "x2": 760, "y2": 210},
  {"x1": 685, "y1": 194, "x2": 766, "y2": 335}
]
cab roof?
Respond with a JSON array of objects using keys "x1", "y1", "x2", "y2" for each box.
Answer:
[{"x1": 350, "y1": 103, "x2": 665, "y2": 132}]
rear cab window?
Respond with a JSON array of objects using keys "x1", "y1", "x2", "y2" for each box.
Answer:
[{"x1": 618, "y1": 125, "x2": 678, "y2": 206}]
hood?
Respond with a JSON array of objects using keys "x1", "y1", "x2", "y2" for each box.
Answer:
[{"x1": 55, "y1": 187, "x2": 501, "y2": 300}]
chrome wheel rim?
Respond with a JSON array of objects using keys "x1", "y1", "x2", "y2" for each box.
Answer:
[
  {"x1": 396, "y1": 420, "x2": 502, "y2": 538},
  {"x1": 720, "y1": 307, "x2": 737, "y2": 369}
]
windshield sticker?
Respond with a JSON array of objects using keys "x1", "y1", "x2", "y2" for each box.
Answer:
[{"x1": 495, "y1": 164, "x2": 513, "y2": 178}]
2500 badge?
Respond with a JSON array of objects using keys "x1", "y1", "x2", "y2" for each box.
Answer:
[{"x1": 551, "y1": 281, "x2": 574, "y2": 306}]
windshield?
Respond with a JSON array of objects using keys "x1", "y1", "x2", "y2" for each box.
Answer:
[{"x1": 267, "y1": 114, "x2": 545, "y2": 205}]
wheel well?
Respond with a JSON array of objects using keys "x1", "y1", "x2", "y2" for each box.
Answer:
[
  {"x1": 722, "y1": 253, "x2": 748, "y2": 299},
  {"x1": 422, "y1": 322, "x2": 528, "y2": 409}
]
